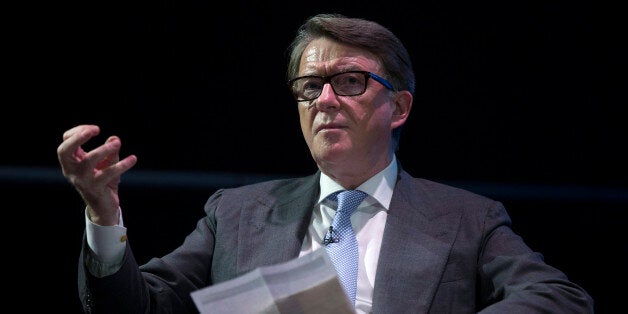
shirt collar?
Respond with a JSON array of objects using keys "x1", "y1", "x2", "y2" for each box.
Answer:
[{"x1": 318, "y1": 155, "x2": 398, "y2": 210}]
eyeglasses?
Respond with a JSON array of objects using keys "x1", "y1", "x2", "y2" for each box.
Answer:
[{"x1": 288, "y1": 71, "x2": 395, "y2": 102}]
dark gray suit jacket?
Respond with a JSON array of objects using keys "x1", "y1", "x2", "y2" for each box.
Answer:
[{"x1": 79, "y1": 169, "x2": 594, "y2": 313}]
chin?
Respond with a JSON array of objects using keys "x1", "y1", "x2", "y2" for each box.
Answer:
[{"x1": 312, "y1": 145, "x2": 352, "y2": 166}]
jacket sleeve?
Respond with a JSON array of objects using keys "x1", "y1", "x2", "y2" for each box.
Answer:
[
  {"x1": 78, "y1": 190, "x2": 224, "y2": 314},
  {"x1": 476, "y1": 201, "x2": 594, "y2": 313}
]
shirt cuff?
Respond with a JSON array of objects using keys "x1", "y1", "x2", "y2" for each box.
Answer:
[{"x1": 85, "y1": 208, "x2": 127, "y2": 264}]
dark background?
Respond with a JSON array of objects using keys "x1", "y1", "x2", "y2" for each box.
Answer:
[{"x1": 3, "y1": 0, "x2": 626, "y2": 312}]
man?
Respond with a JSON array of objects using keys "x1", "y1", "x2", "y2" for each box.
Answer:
[{"x1": 58, "y1": 13, "x2": 594, "y2": 313}]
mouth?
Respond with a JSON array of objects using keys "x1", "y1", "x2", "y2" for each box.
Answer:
[{"x1": 315, "y1": 123, "x2": 345, "y2": 134}]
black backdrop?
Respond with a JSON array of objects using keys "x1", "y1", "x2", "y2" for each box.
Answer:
[{"x1": 3, "y1": 0, "x2": 626, "y2": 312}]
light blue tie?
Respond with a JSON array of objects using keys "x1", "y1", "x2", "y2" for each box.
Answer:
[{"x1": 324, "y1": 190, "x2": 368, "y2": 306}]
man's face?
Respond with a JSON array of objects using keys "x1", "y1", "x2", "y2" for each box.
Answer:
[{"x1": 296, "y1": 37, "x2": 407, "y2": 180}]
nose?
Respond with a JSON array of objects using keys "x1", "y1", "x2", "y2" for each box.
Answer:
[{"x1": 314, "y1": 83, "x2": 340, "y2": 111}]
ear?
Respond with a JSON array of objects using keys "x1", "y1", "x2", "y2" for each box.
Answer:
[{"x1": 390, "y1": 90, "x2": 413, "y2": 130}]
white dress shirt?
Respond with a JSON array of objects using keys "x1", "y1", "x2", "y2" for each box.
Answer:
[{"x1": 299, "y1": 156, "x2": 397, "y2": 314}]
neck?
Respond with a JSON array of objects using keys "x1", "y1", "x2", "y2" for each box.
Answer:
[{"x1": 320, "y1": 153, "x2": 394, "y2": 189}]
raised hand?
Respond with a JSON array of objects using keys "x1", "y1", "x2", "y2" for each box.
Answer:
[{"x1": 57, "y1": 124, "x2": 137, "y2": 226}]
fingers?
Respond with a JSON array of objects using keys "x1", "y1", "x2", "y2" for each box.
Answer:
[
  {"x1": 57, "y1": 125, "x2": 100, "y2": 166},
  {"x1": 57, "y1": 124, "x2": 137, "y2": 183},
  {"x1": 92, "y1": 137, "x2": 137, "y2": 180},
  {"x1": 62, "y1": 124, "x2": 100, "y2": 141},
  {"x1": 58, "y1": 125, "x2": 137, "y2": 223},
  {"x1": 105, "y1": 136, "x2": 120, "y2": 164},
  {"x1": 77, "y1": 133, "x2": 137, "y2": 180},
  {"x1": 91, "y1": 136, "x2": 123, "y2": 170}
]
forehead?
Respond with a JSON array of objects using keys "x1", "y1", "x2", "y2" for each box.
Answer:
[{"x1": 299, "y1": 37, "x2": 381, "y2": 75}]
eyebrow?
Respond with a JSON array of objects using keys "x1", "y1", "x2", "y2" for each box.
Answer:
[{"x1": 300, "y1": 67, "x2": 367, "y2": 76}]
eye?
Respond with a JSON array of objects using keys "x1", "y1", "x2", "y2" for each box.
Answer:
[
  {"x1": 302, "y1": 79, "x2": 323, "y2": 92},
  {"x1": 334, "y1": 73, "x2": 364, "y2": 86}
]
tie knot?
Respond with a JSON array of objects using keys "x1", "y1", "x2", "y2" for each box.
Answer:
[{"x1": 328, "y1": 190, "x2": 368, "y2": 215}]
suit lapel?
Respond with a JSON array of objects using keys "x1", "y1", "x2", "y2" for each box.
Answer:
[
  {"x1": 373, "y1": 171, "x2": 461, "y2": 312},
  {"x1": 236, "y1": 168, "x2": 461, "y2": 311},
  {"x1": 239, "y1": 172, "x2": 321, "y2": 272}
]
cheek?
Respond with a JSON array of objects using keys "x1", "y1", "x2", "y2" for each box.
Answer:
[
  {"x1": 359, "y1": 105, "x2": 395, "y2": 141},
  {"x1": 373, "y1": 101, "x2": 396, "y2": 126},
  {"x1": 358, "y1": 104, "x2": 389, "y2": 127},
  {"x1": 298, "y1": 108, "x2": 314, "y2": 142}
]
